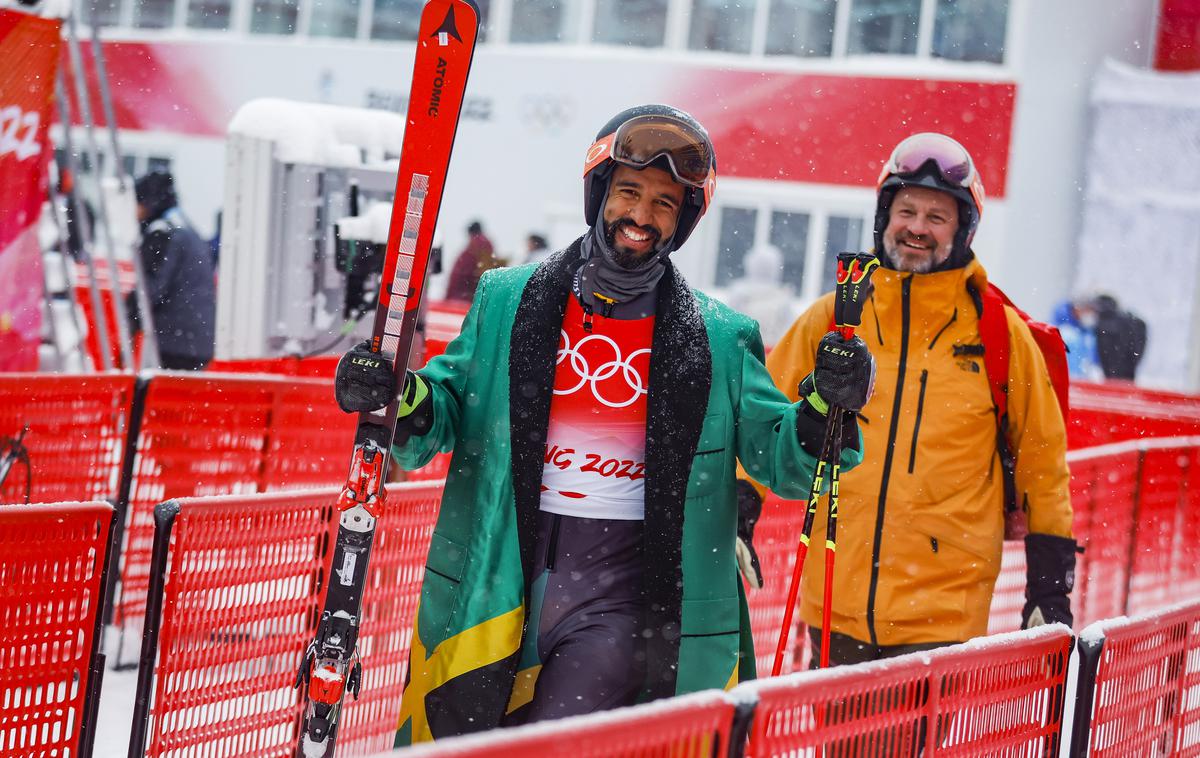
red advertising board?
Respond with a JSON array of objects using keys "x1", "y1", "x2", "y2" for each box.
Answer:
[{"x1": 0, "y1": 10, "x2": 59, "y2": 371}]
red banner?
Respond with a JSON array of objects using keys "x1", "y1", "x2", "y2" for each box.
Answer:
[{"x1": 0, "y1": 10, "x2": 60, "y2": 371}]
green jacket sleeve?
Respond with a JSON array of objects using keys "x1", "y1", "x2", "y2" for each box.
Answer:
[
  {"x1": 734, "y1": 323, "x2": 862, "y2": 499},
  {"x1": 390, "y1": 273, "x2": 490, "y2": 469}
]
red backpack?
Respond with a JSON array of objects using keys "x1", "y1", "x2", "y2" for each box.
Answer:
[{"x1": 975, "y1": 283, "x2": 1069, "y2": 539}]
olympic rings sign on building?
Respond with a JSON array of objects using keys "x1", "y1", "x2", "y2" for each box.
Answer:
[{"x1": 554, "y1": 330, "x2": 649, "y2": 409}]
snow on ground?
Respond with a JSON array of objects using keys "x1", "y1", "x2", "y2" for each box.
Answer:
[{"x1": 94, "y1": 629, "x2": 139, "y2": 756}]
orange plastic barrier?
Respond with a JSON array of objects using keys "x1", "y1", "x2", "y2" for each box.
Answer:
[
  {"x1": 128, "y1": 482, "x2": 441, "y2": 758},
  {"x1": 113, "y1": 373, "x2": 356, "y2": 665},
  {"x1": 1071, "y1": 599, "x2": 1200, "y2": 757},
  {"x1": 396, "y1": 691, "x2": 738, "y2": 758},
  {"x1": 0, "y1": 502, "x2": 115, "y2": 758},
  {"x1": 0, "y1": 373, "x2": 136, "y2": 505},
  {"x1": 743, "y1": 625, "x2": 1072, "y2": 757}
]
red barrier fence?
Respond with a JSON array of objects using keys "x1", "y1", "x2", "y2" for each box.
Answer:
[
  {"x1": 0, "y1": 502, "x2": 115, "y2": 758},
  {"x1": 0, "y1": 373, "x2": 135, "y2": 505},
  {"x1": 396, "y1": 691, "x2": 739, "y2": 758},
  {"x1": 1071, "y1": 600, "x2": 1200, "y2": 758},
  {"x1": 752, "y1": 421, "x2": 1200, "y2": 668},
  {"x1": 742, "y1": 625, "x2": 1072, "y2": 757},
  {"x1": 113, "y1": 373, "x2": 356, "y2": 666},
  {"x1": 129, "y1": 482, "x2": 441, "y2": 758}
]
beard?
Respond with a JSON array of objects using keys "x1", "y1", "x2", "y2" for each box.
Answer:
[
  {"x1": 604, "y1": 217, "x2": 662, "y2": 270},
  {"x1": 883, "y1": 232, "x2": 950, "y2": 274}
]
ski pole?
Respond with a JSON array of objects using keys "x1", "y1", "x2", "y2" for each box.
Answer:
[
  {"x1": 819, "y1": 407, "x2": 844, "y2": 669},
  {"x1": 772, "y1": 413, "x2": 843, "y2": 675},
  {"x1": 772, "y1": 254, "x2": 878, "y2": 675},
  {"x1": 819, "y1": 253, "x2": 879, "y2": 668}
]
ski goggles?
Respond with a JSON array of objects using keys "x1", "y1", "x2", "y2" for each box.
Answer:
[
  {"x1": 878, "y1": 132, "x2": 985, "y2": 210},
  {"x1": 584, "y1": 114, "x2": 715, "y2": 189}
]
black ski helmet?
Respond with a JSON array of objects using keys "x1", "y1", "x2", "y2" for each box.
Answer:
[
  {"x1": 583, "y1": 104, "x2": 717, "y2": 254},
  {"x1": 873, "y1": 132, "x2": 985, "y2": 267}
]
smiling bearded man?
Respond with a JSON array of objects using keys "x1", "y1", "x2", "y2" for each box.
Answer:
[{"x1": 332, "y1": 104, "x2": 875, "y2": 744}]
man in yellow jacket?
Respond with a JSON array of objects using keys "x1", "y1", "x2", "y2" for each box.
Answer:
[{"x1": 737, "y1": 132, "x2": 1076, "y2": 665}]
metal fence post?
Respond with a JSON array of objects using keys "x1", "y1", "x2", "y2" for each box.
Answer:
[{"x1": 127, "y1": 500, "x2": 180, "y2": 758}]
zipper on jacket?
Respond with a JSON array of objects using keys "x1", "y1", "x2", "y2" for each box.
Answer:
[
  {"x1": 907, "y1": 369, "x2": 929, "y2": 474},
  {"x1": 928, "y1": 309, "x2": 957, "y2": 350},
  {"x1": 931, "y1": 537, "x2": 939, "y2": 553},
  {"x1": 866, "y1": 275, "x2": 912, "y2": 647},
  {"x1": 545, "y1": 514, "x2": 562, "y2": 571},
  {"x1": 582, "y1": 304, "x2": 594, "y2": 333},
  {"x1": 872, "y1": 296, "x2": 884, "y2": 346}
]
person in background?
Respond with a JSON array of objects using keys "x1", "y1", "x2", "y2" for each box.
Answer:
[
  {"x1": 525, "y1": 232, "x2": 551, "y2": 265},
  {"x1": 722, "y1": 242, "x2": 798, "y2": 348},
  {"x1": 1051, "y1": 299, "x2": 1100, "y2": 380},
  {"x1": 445, "y1": 219, "x2": 504, "y2": 303},
  {"x1": 1083, "y1": 293, "x2": 1147, "y2": 381},
  {"x1": 737, "y1": 132, "x2": 1076, "y2": 667},
  {"x1": 130, "y1": 170, "x2": 216, "y2": 370}
]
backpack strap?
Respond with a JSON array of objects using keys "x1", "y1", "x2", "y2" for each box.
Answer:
[
  {"x1": 971, "y1": 282, "x2": 1019, "y2": 517},
  {"x1": 976, "y1": 284, "x2": 1011, "y2": 421}
]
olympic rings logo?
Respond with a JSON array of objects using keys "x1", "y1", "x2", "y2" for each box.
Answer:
[{"x1": 555, "y1": 330, "x2": 650, "y2": 409}]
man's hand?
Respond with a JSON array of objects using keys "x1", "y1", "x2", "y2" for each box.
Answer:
[
  {"x1": 736, "y1": 480, "x2": 764, "y2": 590},
  {"x1": 1022, "y1": 533, "x2": 1078, "y2": 628},
  {"x1": 799, "y1": 332, "x2": 875, "y2": 415},
  {"x1": 335, "y1": 340, "x2": 397, "y2": 413}
]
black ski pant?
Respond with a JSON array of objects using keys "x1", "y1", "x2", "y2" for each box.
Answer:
[{"x1": 503, "y1": 511, "x2": 646, "y2": 727}]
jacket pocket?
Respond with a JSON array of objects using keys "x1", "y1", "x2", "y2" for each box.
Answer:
[
  {"x1": 907, "y1": 369, "x2": 929, "y2": 474},
  {"x1": 677, "y1": 596, "x2": 740, "y2": 693},
  {"x1": 689, "y1": 412, "x2": 729, "y2": 498},
  {"x1": 418, "y1": 531, "x2": 469, "y2": 643}
]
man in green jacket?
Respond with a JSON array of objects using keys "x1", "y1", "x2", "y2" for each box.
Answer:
[{"x1": 334, "y1": 104, "x2": 874, "y2": 744}]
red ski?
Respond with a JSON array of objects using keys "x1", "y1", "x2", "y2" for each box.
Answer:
[{"x1": 294, "y1": 2, "x2": 479, "y2": 756}]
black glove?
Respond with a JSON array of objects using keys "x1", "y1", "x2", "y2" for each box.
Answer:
[
  {"x1": 1022, "y1": 533, "x2": 1078, "y2": 629},
  {"x1": 335, "y1": 340, "x2": 397, "y2": 412},
  {"x1": 735, "y1": 480, "x2": 764, "y2": 590},
  {"x1": 799, "y1": 332, "x2": 875, "y2": 415}
]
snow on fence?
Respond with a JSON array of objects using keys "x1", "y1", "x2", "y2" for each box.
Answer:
[
  {"x1": 0, "y1": 502, "x2": 115, "y2": 758},
  {"x1": 128, "y1": 483, "x2": 441, "y2": 758},
  {"x1": 1071, "y1": 599, "x2": 1200, "y2": 757},
  {"x1": 741, "y1": 625, "x2": 1073, "y2": 757},
  {"x1": 396, "y1": 690, "x2": 741, "y2": 758}
]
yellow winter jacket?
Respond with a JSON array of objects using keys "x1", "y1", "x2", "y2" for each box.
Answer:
[{"x1": 755, "y1": 259, "x2": 1072, "y2": 646}]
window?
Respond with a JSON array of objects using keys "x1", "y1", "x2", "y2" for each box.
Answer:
[
  {"x1": 765, "y1": 0, "x2": 835, "y2": 57},
  {"x1": 310, "y1": 0, "x2": 361, "y2": 37},
  {"x1": 133, "y1": 0, "x2": 175, "y2": 28},
  {"x1": 187, "y1": 0, "x2": 233, "y2": 29},
  {"x1": 370, "y1": 0, "x2": 421, "y2": 40},
  {"x1": 933, "y1": 0, "x2": 1007, "y2": 63},
  {"x1": 475, "y1": 0, "x2": 492, "y2": 42},
  {"x1": 848, "y1": 0, "x2": 919, "y2": 55},
  {"x1": 85, "y1": 0, "x2": 122, "y2": 27},
  {"x1": 715, "y1": 206, "x2": 757, "y2": 283},
  {"x1": 511, "y1": 0, "x2": 580, "y2": 42},
  {"x1": 688, "y1": 0, "x2": 755, "y2": 54},
  {"x1": 821, "y1": 215, "x2": 865, "y2": 293},
  {"x1": 768, "y1": 210, "x2": 810, "y2": 286},
  {"x1": 251, "y1": 0, "x2": 300, "y2": 33},
  {"x1": 594, "y1": 0, "x2": 668, "y2": 47}
]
